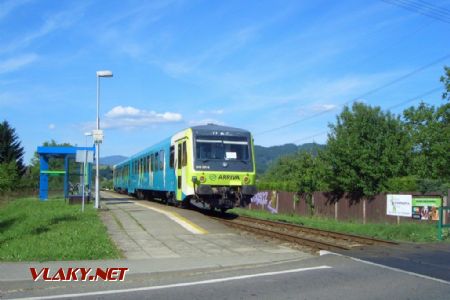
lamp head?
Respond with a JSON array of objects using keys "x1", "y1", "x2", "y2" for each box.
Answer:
[{"x1": 96, "y1": 70, "x2": 113, "y2": 77}]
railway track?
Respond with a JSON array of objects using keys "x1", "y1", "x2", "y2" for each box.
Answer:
[{"x1": 212, "y1": 215, "x2": 397, "y2": 252}]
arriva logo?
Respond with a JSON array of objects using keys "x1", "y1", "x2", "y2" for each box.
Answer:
[
  {"x1": 209, "y1": 174, "x2": 217, "y2": 181},
  {"x1": 218, "y1": 175, "x2": 240, "y2": 180}
]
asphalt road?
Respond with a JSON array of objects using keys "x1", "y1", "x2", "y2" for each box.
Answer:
[
  {"x1": 338, "y1": 242, "x2": 450, "y2": 282},
  {"x1": 5, "y1": 254, "x2": 450, "y2": 300}
]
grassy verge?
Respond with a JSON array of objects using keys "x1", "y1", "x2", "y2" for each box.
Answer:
[
  {"x1": 228, "y1": 208, "x2": 448, "y2": 243},
  {"x1": 0, "y1": 197, "x2": 121, "y2": 261}
]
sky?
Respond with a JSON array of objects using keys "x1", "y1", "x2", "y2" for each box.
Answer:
[{"x1": 1, "y1": 0, "x2": 449, "y2": 164}]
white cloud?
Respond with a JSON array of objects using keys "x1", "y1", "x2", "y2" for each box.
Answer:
[
  {"x1": 48, "y1": 123, "x2": 56, "y2": 130},
  {"x1": 106, "y1": 106, "x2": 140, "y2": 118},
  {"x1": 310, "y1": 104, "x2": 337, "y2": 112},
  {"x1": 0, "y1": 53, "x2": 38, "y2": 74},
  {"x1": 103, "y1": 105, "x2": 182, "y2": 129}
]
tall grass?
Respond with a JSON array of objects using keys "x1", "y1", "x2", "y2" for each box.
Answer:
[{"x1": 0, "y1": 197, "x2": 121, "y2": 261}]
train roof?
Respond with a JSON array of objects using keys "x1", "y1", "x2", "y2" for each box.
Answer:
[{"x1": 191, "y1": 124, "x2": 250, "y2": 134}]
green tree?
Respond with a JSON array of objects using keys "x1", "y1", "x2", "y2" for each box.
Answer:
[
  {"x1": 262, "y1": 151, "x2": 328, "y2": 193},
  {"x1": 0, "y1": 161, "x2": 19, "y2": 192},
  {"x1": 400, "y1": 67, "x2": 450, "y2": 184},
  {"x1": 403, "y1": 102, "x2": 449, "y2": 180},
  {"x1": 0, "y1": 120, "x2": 25, "y2": 177},
  {"x1": 324, "y1": 102, "x2": 409, "y2": 197}
]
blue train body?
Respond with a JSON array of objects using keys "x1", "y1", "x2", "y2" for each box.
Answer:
[
  {"x1": 113, "y1": 124, "x2": 257, "y2": 210},
  {"x1": 114, "y1": 137, "x2": 176, "y2": 196}
]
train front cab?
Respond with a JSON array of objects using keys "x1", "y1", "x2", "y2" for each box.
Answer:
[{"x1": 172, "y1": 125, "x2": 257, "y2": 211}]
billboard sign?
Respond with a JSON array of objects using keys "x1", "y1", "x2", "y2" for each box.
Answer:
[
  {"x1": 386, "y1": 194, "x2": 412, "y2": 217},
  {"x1": 412, "y1": 197, "x2": 442, "y2": 221}
]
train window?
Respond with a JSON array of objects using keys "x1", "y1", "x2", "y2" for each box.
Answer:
[
  {"x1": 182, "y1": 141, "x2": 187, "y2": 167},
  {"x1": 195, "y1": 136, "x2": 249, "y2": 161},
  {"x1": 170, "y1": 146, "x2": 174, "y2": 168},
  {"x1": 150, "y1": 154, "x2": 154, "y2": 172},
  {"x1": 155, "y1": 152, "x2": 159, "y2": 171},
  {"x1": 177, "y1": 143, "x2": 182, "y2": 169},
  {"x1": 139, "y1": 158, "x2": 142, "y2": 175},
  {"x1": 159, "y1": 150, "x2": 164, "y2": 170}
]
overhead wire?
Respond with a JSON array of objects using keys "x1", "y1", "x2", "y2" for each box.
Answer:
[
  {"x1": 381, "y1": 0, "x2": 450, "y2": 24},
  {"x1": 254, "y1": 0, "x2": 449, "y2": 144},
  {"x1": 255, "y1": 52, "x2": 450, "y2": 136},
  {"x1": 289, "y1": 86, "x2": 442, "y2": 145}
]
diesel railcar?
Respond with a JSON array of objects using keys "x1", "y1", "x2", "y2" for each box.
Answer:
[{"x1": 113, "y1": 124, "x2": 257, "y2": 211}]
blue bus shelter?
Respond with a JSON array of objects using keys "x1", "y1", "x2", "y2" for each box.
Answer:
[{"x1": 37, "y1": 146, "x2": 95, "y2": 200}]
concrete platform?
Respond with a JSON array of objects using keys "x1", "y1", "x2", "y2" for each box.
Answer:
[{"x1": 100, "y1": 191, "x2": 310, "y2": 261}]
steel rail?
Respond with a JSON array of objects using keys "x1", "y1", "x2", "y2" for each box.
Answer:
[
  {"x1": 213, "y1": 217, "x2": 352, "y2": 252},
  {"x1": 237, "y1": 216, "x2": 397, "y2": 246}
]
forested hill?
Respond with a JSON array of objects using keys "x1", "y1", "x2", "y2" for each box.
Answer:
[
  {"x1": 101, "y1": 143, "x2": 324, "y2": 174},
  {"x1": 255, "y1": 143, "x2": 325, "y2": 175},
  {"x1": 100, "y1": 155, "x2": 128, "y2": 166}
]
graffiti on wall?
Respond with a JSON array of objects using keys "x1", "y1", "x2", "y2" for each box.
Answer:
[{"x1": 250, "y1": 191, "x2": 278, "y2": 214}]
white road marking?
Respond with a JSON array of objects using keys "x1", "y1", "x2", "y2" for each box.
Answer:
[
  {"x1": 12, "y1": 266, "x2": 332, "y2": 300},
  {"x1": 134, "y1": 202, "x2": 208, "y2": 234},
  {"x1": 320, "y1": 251, "x2": 450, "y2": 285}
]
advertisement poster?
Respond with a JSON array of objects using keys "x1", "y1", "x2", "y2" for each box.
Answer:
[
  {"x1": 411, "y1": 197, "x2": 442, "y2": 221},
  {"x1": 386, "y1": 194, "x2": 412, "y2": 217}
]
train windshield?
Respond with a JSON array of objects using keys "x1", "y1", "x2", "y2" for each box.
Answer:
[{"x1": 195, "y1": 136, "x2": 250, "y2": 161}]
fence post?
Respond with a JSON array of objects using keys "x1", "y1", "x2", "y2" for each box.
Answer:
[
  {"x1": 335, "y1": 201, "x2": 338, "y2": 221},
  {"x1": 443, "y1": 195, "x2": 447, "y2": 225},
  {"x1": 446, "y1": 190, "x2": 449, "y2": 225},
  {"x1": 276, "y1": 191, "x2": 279, "y2": 213},
  {"x1": 293, "y1": 193, "x2": 296, "y2": 212},
  {"x1": 363, "y1": 199, "x2": 366, "y2": 225}
]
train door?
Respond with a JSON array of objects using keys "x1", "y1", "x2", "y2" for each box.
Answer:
[
  {"x1": 149, "y1": 153, "x2": 154, "y2": 188},
  {"x1": 175, "y1": 139, "x2": 187, "y2": 201}
]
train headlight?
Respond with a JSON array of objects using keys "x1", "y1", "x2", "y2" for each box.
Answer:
[
  {"x1": 199, "y1": 176, "x2": 206, "y2": 183},
  {"x1": 244, "y1": 176, "x2": 249, "y2": 183}
]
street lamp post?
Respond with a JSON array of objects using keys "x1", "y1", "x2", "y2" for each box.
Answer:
[
  {"x1": 95, "y1": 70, "x2": 113, "y2": 209},
  {"x1": 82, "y1": 132, "x2": 93, "y2": 212}
]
